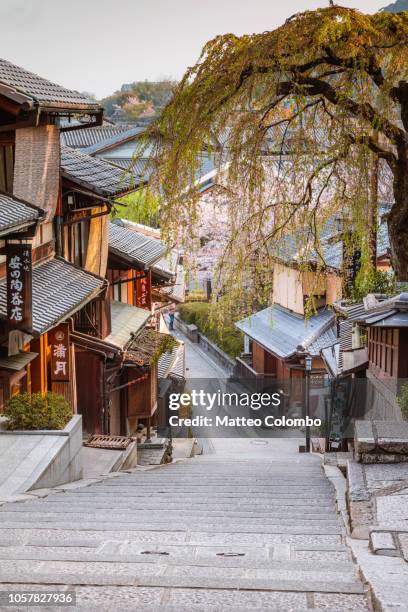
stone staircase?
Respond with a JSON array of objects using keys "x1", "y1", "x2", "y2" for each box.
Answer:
[{"x1": 0, "y1": 452, "x2": 370, "y2": 610}]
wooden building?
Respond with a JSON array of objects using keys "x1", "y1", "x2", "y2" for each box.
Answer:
[
  {"x1": 357, "y1": 293, "x2": 408, "y2": 421},
  {"x1": 0, "y1": 57, "x2": 180, "y2": 440},
  {"x1": 0, "y1": 58, "x2": 105, "y2": 415}
]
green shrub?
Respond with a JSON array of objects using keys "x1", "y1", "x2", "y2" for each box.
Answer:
[
  {"x1": 352, "y1": 269, "x2": 396, "y2": 303},
  {"x1": 178, "y1": 302, "x2": 210, "y2": 327},
  {"x1": 398, "y1": 382, "x2": 408, "y2": 422},
  {"x1": 3, "y1": 392, "x2": 72, "y2": 431},
  {"x1": 178, "y1": 302, "x2": 243, "y2": 357}
]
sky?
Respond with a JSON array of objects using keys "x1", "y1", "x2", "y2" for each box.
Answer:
[{"x1": 0, "y1": 0, "x2": 388, "y2": 99}]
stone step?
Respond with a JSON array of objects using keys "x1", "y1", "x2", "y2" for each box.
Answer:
[
  {"x1": 0, "y1": 546, "x2": 356, "y2": 572},
  {"x1": 7, "y1": 501, "x2": 335, "y2": 521},
  {"x1": 92, "y1": 479, "x2": 331, "y2": 486},
  {"x1": 32, "y1": 495, "x2": 336, "y2": 507},
  {"x1": 57, "y1": 585, "x2": 370, "y2": 611},
  {"x1": 88, "y1": 489, "x2": 334, "y2": 497},
  {"x1": 0, "y1": 520, "x2": 342, "y2": 534},
  {"x1": 49, "y1": 492, "x2": 335, "y2": 503},
  {"x1": 0, "y1": 559, "x2": 364, "y2": 592},
  {"x1": 0, "y1": 528, "x2": 343, "y2": 547},
  {"x1": 0, "y1": 511, "x2": 340, "y2": 527}
]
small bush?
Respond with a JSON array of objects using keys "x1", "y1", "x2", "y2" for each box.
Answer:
[
  {"x1": 398, "y1": 382, "x2": 408, "y2": 422},
  {"x1": 3, "y1": 392, "x2": 72, "y2": 431},
  {"x1": 178, "y1": 302, "x2": 243, "y2": 357},
  {"x1": 352, "y1": 269, "x2": 396, "y2": 303}
]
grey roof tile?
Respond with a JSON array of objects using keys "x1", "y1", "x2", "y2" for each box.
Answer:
[
  {"x1": 102, "y1": 157, "x2": 154, "y2": 184},
  {"x1": 109, "y1": 221, "x2": 166, "y2": 268},
  {"x1": 0, "y1": 58, "x2": 100, "y2": 111},
  {"x1": 83, "y1": 126, "x2": 146, "y2": 155},
  {"x1": 0, "y1": 257, "x2": 104, "y2": 335},
  {"x1": 61, "y1": 146, "x2": 140, "y2": 197},
  {"x1": 61, "y1": 125, "x2": 128, "y2": 149},
  {"x1": 0, "y1": 193, "x2": 42, "y2": 236},
  {"x1": 158, "y1": 341, "x2": 185, "y2": 380},
  {"x1": 153, "y1": 251, "x2": 179, "y2": 279},
  {"x1": 235, "y1": 304, "x2": 335, "y2": 359}
]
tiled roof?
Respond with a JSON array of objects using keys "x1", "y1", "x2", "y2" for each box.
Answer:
[
  {"x1": 153, "y1": 251, "x2": 179, "y2": 280},
  {"x1": 0, "y1": 258, "x2": 105, "y2": 335},
  {"x1": 156, "y1": 265, "x2": 185, "y2": 304},
  {"x1": 60, "y1": 146, "x2": 140, "y2": 197},
  {"x1": 109, "y1": 221, "x2": 166, "y2": 268},
  {"x1": 271, "y1": 207, "x2": 392, "y2": 270},
  {"x1": 270, "y1": 219, "x2": 343, "y2": 270},
  {"x1": 83, "y1": 126, "x2": 146, "y2": 155},
  {"x1": 235, "y1": 304, "x2": 336, "y2": 359},
  {"x1": 359, "y1": 293, "x2": 408, "y2": 328},
  {"x1": 61, "y1": 125, "x2": 128, "y2": 149},
  {"x1": 158, "y1": 340, "x2": 185, "y2": 380},
  {"x1": 102, "y1": 157, "x2": 154, "y2": 184},
  {"x1": 105, "y1": 301, "x2": 150, "y2": 349},
  {"x1": 0, "y1": 58, "x2": 100, "y2": 111},
  {"x1": 0, "y1": 193, "x2": 42, "y2": 236}
]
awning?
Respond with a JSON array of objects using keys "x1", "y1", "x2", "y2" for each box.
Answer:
[
  {"x1": 0, "y1": 351, "x2": 38, "y2": 371},
  {"x1": 0, "y1": 257, "x2": 105, "y2": 336},
  {"x1": 105, "y1": 300, "x2": 150, "y2": 349}
]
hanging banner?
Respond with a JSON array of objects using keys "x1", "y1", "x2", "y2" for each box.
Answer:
[
  {"x1": 135, "y1": 270, "x2": 152, "y2": 310},
  {"x1": 6, "y1": 244, "x2": 32, "y2": 331},
  {"x1": 50, "y1": 323, "x2": 70, "y2": 382}
]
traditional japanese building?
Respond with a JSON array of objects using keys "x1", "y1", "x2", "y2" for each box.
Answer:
[
  {"x1": 0, "y1": 57, "x2": 179, "y2": 442},
  {"x1": 0, "y1": 58, "x2": 106, "y2": 413},
  {"x1": 357, "y1": 293, "x2": 408, "y2": 421}
]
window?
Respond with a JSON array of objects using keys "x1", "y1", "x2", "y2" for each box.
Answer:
[{"x1": 368, "y1": 327, "x2": 398, "y2": 376}]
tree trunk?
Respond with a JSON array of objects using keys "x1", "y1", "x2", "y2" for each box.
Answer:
[{"x1": 388, "y1": 154, "x2": 408, "y2": 282}]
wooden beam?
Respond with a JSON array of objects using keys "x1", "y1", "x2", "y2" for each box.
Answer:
[{"x1": 0, "y1": 110, "x2": 39, "y2": 133}]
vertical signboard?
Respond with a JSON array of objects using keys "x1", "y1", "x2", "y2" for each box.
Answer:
[
  {"x1": 135, "y1": 270, "x2": 152, "y2": 310},
  {"x1": 49, "y1": 323, "x2": 70, "y2": 382},
  {"x1": 6, "y1": 244, "x2": 32, "y2": 330}
]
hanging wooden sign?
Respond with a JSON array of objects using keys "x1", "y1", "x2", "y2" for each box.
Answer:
[
  {"x1": 49, "y1": 323, "x2": 70, "y2": 382},
  {"x1": 135, "y1": 270, "x2": 152, "y2": 310},
  {"x1": 6, "y1": 244, "x2": 32, "y2": 331}
]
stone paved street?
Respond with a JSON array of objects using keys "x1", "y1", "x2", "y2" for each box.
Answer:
[
  {"x1": 0, "y1": 437, "x2": 371, "y2": 611},
  {"x1": 0, "y1": 339, "x2": 372, "y2": 611}
]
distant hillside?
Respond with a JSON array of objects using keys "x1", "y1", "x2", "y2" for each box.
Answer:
[
  {"x1": 381, "y1": 0, "x2": 408, "y2": 12},
  {"x1": 100, "y1": 80, "x2": 176, "y2": 124}
]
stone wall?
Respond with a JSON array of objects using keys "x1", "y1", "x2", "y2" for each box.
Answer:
[
  {"x1": 365, "y1": 371, "x2": 402, "y2": 421},
  {"x1": 28, "y1": 415, "x2": 83, "y2": 490}
]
